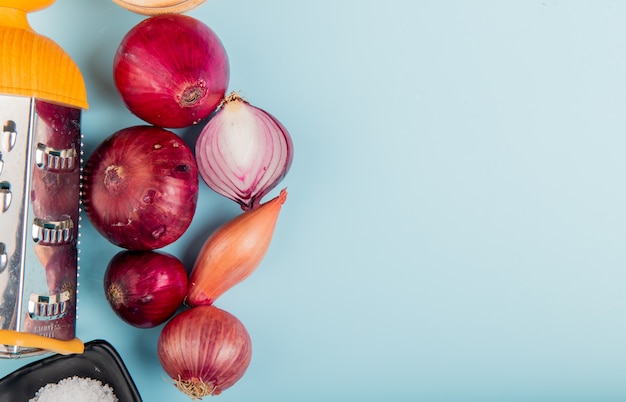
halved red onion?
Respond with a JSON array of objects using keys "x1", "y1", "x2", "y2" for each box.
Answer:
[{"x1": 195, "y1": 92, "x2": 293, "y2": 210}]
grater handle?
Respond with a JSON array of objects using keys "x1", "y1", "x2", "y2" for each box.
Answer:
[{"x1": 0, "y1": 329, "x2": 83, "y2": 355}]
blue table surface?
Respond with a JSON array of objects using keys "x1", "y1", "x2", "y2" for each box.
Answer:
[{"x1": 2, "y1": 1, "x2": 626, "y2": 401}]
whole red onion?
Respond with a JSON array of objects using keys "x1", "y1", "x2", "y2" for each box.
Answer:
[
  {"x1": 82, "y1": 125, "x2": 199, "y2": 250},
  {"x1": 157, "y1": 305, "x2": 252, "y2": 398},
  {"x1": 195, "y1": 92, "x2": 293, "y2": 210},
  {"x1": 104, "y1": 250, "x2": 188, "y2": 328},
  {"x1": 113, "y1": 14, "x2": 229, "y2": 128}
]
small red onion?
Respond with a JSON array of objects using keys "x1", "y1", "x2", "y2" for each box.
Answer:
[
  {"x1": 195, "y1": 92, "x2": 293, "y2": 210},
  {"x1": 104, "y1": 250, "x2": 188, "y2": 328},
  {"x1": 113, "y1": 14, "x2": 229, "y2": 128},
  {"x1": 157, "y1": 305, "x2": 252, "y2": 398},
  {"x1": 82, "y1": 125, "x2": 199, "y2": 250}
]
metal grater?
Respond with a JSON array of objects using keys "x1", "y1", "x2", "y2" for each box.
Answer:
[{"x1": 0, "y1": 95, "x2": 81, "y2": 357}]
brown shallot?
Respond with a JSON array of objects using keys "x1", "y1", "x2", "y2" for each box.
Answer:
[{"x1": 186, "y1": 189, "x2": 287, "y2": 306}]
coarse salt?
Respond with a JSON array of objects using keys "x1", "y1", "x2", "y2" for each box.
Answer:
[{"x1": 29, "y1": 375, "x2": 118, "y2": 402}]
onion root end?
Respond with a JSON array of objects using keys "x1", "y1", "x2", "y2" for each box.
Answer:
[{"x1": 173, "y1": 376, "x2": 221, "y2": 399}]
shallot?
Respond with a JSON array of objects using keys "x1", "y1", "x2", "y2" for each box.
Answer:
[
  {"x1": 195, "y1": 92, "x2": 293, "y2": 210},
  {"x1": 157, "y1": 305, "x2": 252, "y2": 398},
  {"x1": 186, "y1": 189, "x2": 287, "y2": 306}
]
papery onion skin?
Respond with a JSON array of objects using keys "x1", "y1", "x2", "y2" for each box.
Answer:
[
  {"x1": 186, "y1": 189, "x2": 287, "y2": 307},
  {"x1": 104, "y1": 250, "x2": 188, "y2": 328},
  {"x1": 113, "y1": 14, "x2": 229, "y2": 128},
  {"x1": 157, "y1": 305, "x2": 252, "y2": 398},
  {"x1": 112, "y1": 0, "x2": 207, "y2": 15},
  {"x1": 195, "y1": 93, "x2": 293, "y2": 210},
  {"x1": 82, "y1": 125, "x2": 199, "y2": 250}
]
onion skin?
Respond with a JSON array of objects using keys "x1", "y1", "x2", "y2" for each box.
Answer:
[
  {"x1": 157, "y1": 305, "x2": 252, "y2": 398},
  {"x1": 82, "y1": 125, "x2": 199, "y2": 250},
  {"x1": 104, "y1": 250, "x2": 188, "y2": 328},
  {"x1": 195, "y1": 93, "x2": 293, "y2": 210},
  {"x1": 112, "y1": 0, "x2": 207, "y2": 15},
  {"x1": 113, "y1": 14, "x2": 229, "y2": 128},
  {"x1": 186, "y1": 189, "x2": 287, "y2": 307}
]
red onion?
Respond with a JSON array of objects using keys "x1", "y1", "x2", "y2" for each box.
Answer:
[
  {"x1": 157, "y1": 305, "x2": 252, "y2": 398},
  {"x1": 82, "y1": 125, "x2": 199, "y2": 250},
  {"x1": 113, "y1": 14, "x2": 229, "y2": 128},
  {"x1": 195, "y1": 92, "x2": 293, "y2": 210},
  {"x1": 104, "y1": 250, "x2": 188, "y2": 328}
]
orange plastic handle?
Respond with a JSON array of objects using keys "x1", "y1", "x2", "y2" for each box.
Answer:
[
  {"x1": 0, "y1": 330, "x2": 84, "y2": 355},
  {"x1": 0, "y1": 0, "x2": 54, "y2": 13},
  {"x1": 0, "y1": 1, "x2": 88, "y2": 109}
]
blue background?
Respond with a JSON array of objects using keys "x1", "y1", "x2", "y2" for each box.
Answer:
[{"x1": 2, "y1": 0, "x2": 626, "y2": 401}]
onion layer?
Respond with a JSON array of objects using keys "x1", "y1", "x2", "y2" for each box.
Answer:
[
  {"x1": 157, "y1": 305, "x2": 252, "y2": 398},
  {"x1": 195, "y1": 92, "x2": 293, "y2": 210},
  {"x1": 104, "y1": 250, "x2": 188, "y2": 328},
  {"x1": 113, "y1": 14, "x2": 229, "y2": 128},
  {"x1": 82, "y1": 125, "x2": 199, "y2": 250}
]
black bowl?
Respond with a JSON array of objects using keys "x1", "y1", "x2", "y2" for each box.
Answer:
[{"x1": 0, "y1": 339, "x2": 142, "y2": 402}]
